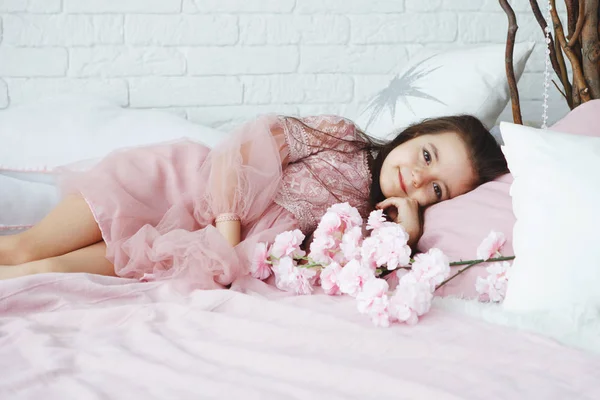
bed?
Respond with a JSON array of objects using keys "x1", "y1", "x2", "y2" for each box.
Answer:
[
  {"x1": 2, "y1": 9, "x2": 600, "y2": 397},
  {"x1": 0, "y1": 272, "x2": 598, "y2": 399},
  {"x1": 2, "y1": 96, "x2": 600, "y2": 400}
]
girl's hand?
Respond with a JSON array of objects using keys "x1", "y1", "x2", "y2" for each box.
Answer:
[{"x1": 376, "y1": 197, "x2": 422, "y2": 247}]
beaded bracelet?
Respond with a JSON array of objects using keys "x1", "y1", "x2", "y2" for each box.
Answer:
[{"x1": 215, "y1": 213, "x2": 241, "y2": 223}]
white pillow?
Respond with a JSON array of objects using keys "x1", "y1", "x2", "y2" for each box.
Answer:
[
  {"x1": 356, "y1": 42, "x2": 535, "y2": 140},
  {"x1": 500, "y1": 122, "x2": 600, "y2": 322},
  {"x1": 0, "y1": 94, "x2": 230, "y2": 230},
  {"x1": 0, "y1": 174, "x2": 59, "y2": 235},
  {"x1": 0, "y1": 94, "x2": 229, "y2": 172}
]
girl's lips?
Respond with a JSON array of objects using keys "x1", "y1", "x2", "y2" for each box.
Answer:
[{"x1": 399, "y1": 169, "x2": 407, "y2": 193}]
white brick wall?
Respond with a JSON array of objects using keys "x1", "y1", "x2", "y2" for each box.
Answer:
[{"x1": 0, "y1": 0, "x2": 570, "y2": 130}]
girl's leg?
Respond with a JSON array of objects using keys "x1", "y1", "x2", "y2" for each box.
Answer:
[
  {"x1": 0, "y1": 241, "x2": 115, "y2": 280},
  {"x1": 0, "y1": 195, "x2": 103, "y2": 265}
]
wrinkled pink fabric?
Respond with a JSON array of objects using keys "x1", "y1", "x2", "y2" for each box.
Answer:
[
  {"x1": 59, "y1": 115, "x2": 371, "y2": 290},
  {"x1": 1, "y1": 273, "x2": 599, "y2": 399}
]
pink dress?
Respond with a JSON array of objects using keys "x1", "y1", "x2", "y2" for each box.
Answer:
[{"x1": 60, "y1": 115, "x2": 373, "y2": 290}]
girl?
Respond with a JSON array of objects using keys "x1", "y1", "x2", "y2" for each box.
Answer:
[{"x1": 0, "y1": 115, "x2": 508, "y2": 287}]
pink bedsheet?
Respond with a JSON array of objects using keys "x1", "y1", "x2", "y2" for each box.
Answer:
[{"x1": 1, "y1": 273, "x2": 598, "y2": 400}]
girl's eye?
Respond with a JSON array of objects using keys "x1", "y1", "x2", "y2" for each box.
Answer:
[
  {"x1": 433, "y1": 183, "x2": 442, "y2": 200},
  {"x1": 423, "y1": 149, "x2": 431, "y2": 164}
]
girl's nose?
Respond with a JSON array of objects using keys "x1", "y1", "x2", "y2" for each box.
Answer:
[{"x1": 412, "y1": 168, "x2": 423, "y2": 188}]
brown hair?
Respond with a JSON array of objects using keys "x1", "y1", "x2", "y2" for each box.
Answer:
[{"x1": 365, "y1": 115, "x2": 509, "y2": 207}]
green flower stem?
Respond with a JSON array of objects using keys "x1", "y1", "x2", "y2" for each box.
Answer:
[
  {"x1": 435, "y1": 260, "x2": 485, "y2": 289},
  {"x1": 449, "y1": 256, "x2": 515, "y2": 267},
  {"x1": 302, "y1": 263, "x2": 323, "y2": 269},
  {"x1": 380, "y1": 266, "x2": 412, "y2": 276},
  {"x1": 435, "y1": 255, "x2": 515, "y2": 290}
]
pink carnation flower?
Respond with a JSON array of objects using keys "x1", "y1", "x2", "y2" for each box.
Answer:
[
  {"x1": 288, "y1": 267, "x2": 317, "y2": 295},
  {"x1": 250, "y1": 242, "x2": 272, "y2": 280},
  {"x1": 356, "y1": 278, "x2": 391, "y2": 327},
  {"x1": 340, "y1": 226, "x2": 363, "y2": 262},
  {"x1": 366, "y1": 297, "x2": 391, "y2": 327},
  {"x1": 388, "y1": 273, "x2": 433, "y2": 325},
  {"x1": 270, "y1": 229, "x2": 306, "y2": 259},
  {"x1": 338, "y1": 259, "x2": 375, "y2": 297},
  {"x1": 272, "y1": 256, "x2": 295, "y2": 291},
  {"x1": 320, "y1": 262, "x2": 343, "y2": 295},
  {"x1": 360, "y1": 223, "x2": 410, "y2": 271},
  {"x1": 476, "y1": 231, "x2": 506, "y2": 261},
  {"x1": 372, "y1": 224, "x2": 411, "y2": 270},
  {"x1": 328, "y1": 202, "x2": 363, "y2": 229},
  {"x1": 318, "y1": 211, "x2": 343, "y2": 235},
  {"x1": 410, "y1": 248, "x2": 450, "y2": 291},
  {"x1": 475, "y1": 261, "x2": 511, "y2": 302},
  {"x1": 309, "y1": 234, "x2": 338, "y2": 265},
  {"x1": 272, "y1": 256, "x2": 316, "y2": 295},
  {"x1": 366, "y1": 209, "x2": 386, "y2": 231},
  {"x1": 360, "y1": 236, "x2": 380, "y2": 270}
]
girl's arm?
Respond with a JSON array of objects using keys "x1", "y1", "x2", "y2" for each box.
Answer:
[
  {"x1": 216, "y1": 217, "x2": 241, "y2": 247},
  {"x1": 210, "y1": 119, "x2": 288, "y2": 247}
]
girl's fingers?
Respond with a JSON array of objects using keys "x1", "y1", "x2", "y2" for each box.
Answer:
[{"x1": 377, "y1": 197, "x2": 403, "y2": 210}]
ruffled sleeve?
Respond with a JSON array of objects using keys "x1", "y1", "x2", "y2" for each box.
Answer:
[
  {"x1": 194, "y1": 114, "x2": 362, "y2": 223},
  {"x1": 192, "y1": 115, "x2": 287, "y2": 224}
]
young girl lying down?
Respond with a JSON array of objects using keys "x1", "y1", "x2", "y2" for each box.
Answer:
[{"x1": 0, "y1": 115, "x2": 508, "y2": 286}]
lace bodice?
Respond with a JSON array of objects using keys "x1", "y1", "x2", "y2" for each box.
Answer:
[{"x1": 273, "y1": 115, "x2": 373, "y2": 235}]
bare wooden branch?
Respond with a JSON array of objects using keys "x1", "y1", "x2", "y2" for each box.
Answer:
[
  {"x1": 499, "y1": 0, "x2": 523, "y2": 125},
  {"x1": 550, "y1": 0, "x2": 592, "y2": 102},
  {"x1": 552, "y1": 79, "x2": 568, "y2": 98},
  {"x1": 565, "y1": 0, "x2": 580, "y2": 39},
  {"x1": 568, "y1": 1, "x2": 586, "y2": 47},
  {"x1": 572, "y1": 77, "x2": 582, "y2": 107},
  {"x1": 581, "y1": 0, "x2": 600, "y2": 97},
  {"x1": 529, "y1": 0, "x2": 573, "y2": 104},
  {"x1": 555, "y1": 34, "x2": 575, "y2": 107}
]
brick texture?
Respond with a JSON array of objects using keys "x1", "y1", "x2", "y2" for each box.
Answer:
[{"x1": 0, "y1": 0, "x2": 569, "y2": 128}]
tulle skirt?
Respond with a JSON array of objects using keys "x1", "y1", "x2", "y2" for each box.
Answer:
[{"x1": 59, "y1": 115, "x2": 299, "y2": 290}]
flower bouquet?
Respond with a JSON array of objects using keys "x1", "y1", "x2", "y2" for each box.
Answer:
[{"x1": 251, "y1": 203, "x2": 514, "y2": 327}]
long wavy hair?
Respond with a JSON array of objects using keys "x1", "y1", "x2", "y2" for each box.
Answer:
[{"x1": 284, "y1": 115, "x2": 509, "y2": 212}]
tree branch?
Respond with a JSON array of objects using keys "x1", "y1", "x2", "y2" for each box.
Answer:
[
  {"x1": 572, "y1": 77, "x2": 582, "y2": 107},
  {"x1": 553, "y1": 79, "x2": 568, "y2": 98},
  {"x1": 565, "y1": 0, "x2": 579, "y2": 39},
  {"x1": 581, "y1": 0, "x2": 600, "y2": 98},
  {"x1": 529, "y1": 0, "x2": 571, "y2": 92},
  {"x1": 530, "y1": 0, "x2": 573, "y2": 107},
  {"x1": 500, "y1": 0, "x2": 523, "y2": 125},
  {"x1": 555, "y1": 33, "x2": 575, "y2": 107},
  {"x1": 568, "y1": 0, "x2": 586, "y2": 47},
  {"x1": 550, "y1": 0, "x2": 592, "y2": 102}
]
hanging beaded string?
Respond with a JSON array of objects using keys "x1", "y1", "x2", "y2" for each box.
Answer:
[{"x1": 541, "y1": 0, "x2": 552, "y2": 129}]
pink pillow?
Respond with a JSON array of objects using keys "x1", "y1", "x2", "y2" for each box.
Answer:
[
  {"x1": 418, "y1": 99, "x2": 600, "y2": 298},
  {"x1": 550, "y1": 99, "x2": 600, "y2": 136},
  {"x1": 418, "y1": 174, "x2": 515, "y2": 298}
]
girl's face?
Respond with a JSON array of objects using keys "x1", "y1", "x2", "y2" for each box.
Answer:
[{"x1": 380, "y1": 131, "x2": 477, "y2": 207}]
